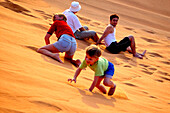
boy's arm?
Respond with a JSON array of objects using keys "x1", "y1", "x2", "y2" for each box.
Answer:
[
  {"x1": 68, "y1": 67, "x2": 82, "y2": 83},
  {"x1": 96, "y1": 26, "x2": 113, "y2": 45},
  {"x1": 89, "y1": 76, "x2": 99, "y2": 92}
]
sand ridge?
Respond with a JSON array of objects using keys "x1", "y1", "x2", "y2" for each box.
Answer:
[{"x1": 0, "y1": 0, "x2": 170, "y2": 113}]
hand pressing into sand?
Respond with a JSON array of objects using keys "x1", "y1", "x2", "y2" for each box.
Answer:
[
  {"x1": 68, "y1": 67, "x2": 82, "y2": 84},
  {"x1": 68, "y1": 78, "x2": 77, "y2": 83}
]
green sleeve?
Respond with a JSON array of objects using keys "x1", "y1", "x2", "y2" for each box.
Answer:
[{"x1": 79, "y1": 59, "x2": 87, "y2": 69}]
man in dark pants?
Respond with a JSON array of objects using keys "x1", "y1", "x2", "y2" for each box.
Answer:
[{"x1": 96, "y1": 14, "x2": 146, "y2": 59}]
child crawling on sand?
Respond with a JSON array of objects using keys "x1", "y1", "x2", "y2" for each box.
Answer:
[{"x1": 68, "y1": 45, "x2": 116, "y2": 96}]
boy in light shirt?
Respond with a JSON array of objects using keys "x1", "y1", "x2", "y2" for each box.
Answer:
[{"x1": 68, "y1": 45, "x2": 116, "y2": 96}]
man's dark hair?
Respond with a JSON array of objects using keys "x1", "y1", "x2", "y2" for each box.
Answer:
[{"x1": 110, "y1": 14, "x2": 119, "y2": 21}]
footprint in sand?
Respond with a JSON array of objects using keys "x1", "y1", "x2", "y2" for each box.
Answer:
[
  {"x1": 142, "y1": 29, "x2": 156, "y2": 34},
  {"x1": 33, "y1": 9, "x2": 52, "y2": 20},
  {"x1": 0, "y1": 0, "x2": 36, "y2": 18},
  {"x1": 148, "y1": 67, "x2": 157, "y2": 71},
  {"x1": 90, "y1": 21, "x2": 101, "y2": 27},
  {"x1": 158, "y1": 71, "x2": 170, "y2": 77},
  {"x1": 124, "y1": 83, "x2": 138, "y2": 87},
  {"x1": 139, "y1": 64, "x2": 158, "y2": 75},
  {"x1": 124, "y1": 27, "x2": 134, "y2": 31},
  {"x1": 161, "y1": 61, "x2": 170, "y2": 65},
  {"x1": 30, "y1": 101, "x2": 62, "y2": 111},
  {"x1": 149, "y1": 96, "x2": 157, "y2": 99},
  {"x1": 0, "y1": 107, "x2": 24, "y2": 113},
  {"x1": 140, "y1": 37, "x2": 159, "y2": 43},
  {"x1": 123, "y1": 65, "x2": 132, "y2": 68},
  {"x1": 142, "y1": 91, "x2": 149, "y2": 94},
  {"x1": 155, "y1": 79, "x2": 164, "y2": 83},
  {"x1": 139, "y1": 64, "x2": 150, "y2": 67},
  {"x1": 76, "y1": 15, "x2": 91, "y2": 22},
  {"x1": 147, "y1": 52, "x2": 163, "y2": 58},
  {"x1": 155, "y1": 71, "x2": 170, "y2": 82},
  {"x1": 141, "y1": 91, "x2": 158, "y2": 99},
  {"x1": 142, "y1": 70, "x2": 153, "y2": 75},
  {"x1": 124, "y1": 27, "x2": 137, "y2": 33},
  {"x1": 31, "y1": 23, "x2": 48, "y2": 31},
  {"x1": 159, "y1": 76, "x2": 170, "y2": 82},
  {"x1": 166, "y1": 36, "x2": 170, "y2": 39}
]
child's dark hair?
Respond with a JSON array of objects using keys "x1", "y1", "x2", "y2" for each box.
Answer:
[
  {"x1": 86, "y1": 45, "x2": 101, "y2": 58},
  {"x1": 110, "y1": 14, "x2": 119, "y2": 21}
]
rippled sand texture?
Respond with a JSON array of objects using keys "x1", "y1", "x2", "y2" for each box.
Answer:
[{"x1": 0, "y1": 0, "x2": 170, "y2": 113}]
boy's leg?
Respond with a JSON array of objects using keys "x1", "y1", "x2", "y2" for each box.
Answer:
[
  {"x1": 96, "y1": 77, "x2": 107, "y2": 94},
  {"x1": 103, "y1": 77, "x2": 114, "y2": 88},
  {"x1": 103, "y1": 77, "x2": 116, "y2": 96},
  {"x1": 37, "y1": 44, "x2": 63, "y2": 63},
  {"x1": 108, "y1": 84, "x2": 116, "y2": 96}
]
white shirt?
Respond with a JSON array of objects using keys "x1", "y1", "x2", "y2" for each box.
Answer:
[
  {"x1": 63, "y1": 9, "x2": 82, "y2": 33},
  {"x1": 104, "y1": 24, "x2": 117, "y2": 47}
]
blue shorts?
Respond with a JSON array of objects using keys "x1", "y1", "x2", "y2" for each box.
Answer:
[
  {"x1": 53, "y1": 34, "x2": 77, "y2": 56},
  {"x1": 104, "y1": 61, "x2": 115, "y2": 78}
]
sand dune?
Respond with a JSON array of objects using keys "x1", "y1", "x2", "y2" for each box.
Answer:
[{"x1": 0, "y1": 0, "x2": 170, "y2": 113}]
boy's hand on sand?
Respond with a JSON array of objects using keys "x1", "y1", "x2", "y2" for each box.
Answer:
[{"x1": 68, "y1": 78, "x2": 76, "y2": 83}]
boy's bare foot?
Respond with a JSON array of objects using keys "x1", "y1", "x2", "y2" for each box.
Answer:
[
  {"x1": 52, "y1": 53, "x2": 63, "y2": 63},
  {"x1": 108, "y1": 84, "x2": 116, "y2": 96}
]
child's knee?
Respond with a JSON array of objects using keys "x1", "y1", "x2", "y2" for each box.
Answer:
[{"x1": 103, "y1": 80, "x2": 110, "y2": 86}]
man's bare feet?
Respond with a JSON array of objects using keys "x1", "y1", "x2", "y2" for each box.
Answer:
[
  {"x1": 136, "y1": 50, "x2": 147, "y2": 57},
  {"x1": 133, "y1": 53, "x2": 143, "y2": 59},
  {"x1": 52, "y1": 53, "x2": 63, "y2": 63},
  {"x1": 141, "y1": 50, "x2": 147, "y2": 56}
]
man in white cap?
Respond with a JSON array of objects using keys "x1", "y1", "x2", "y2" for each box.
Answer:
[{"x1": 63, "y1": 1, "x2": 99, "y2": 42}]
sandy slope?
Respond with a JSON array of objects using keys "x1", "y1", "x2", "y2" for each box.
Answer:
[{"x1": 0, "y1": 0, "x2": 170, "y2": 113}]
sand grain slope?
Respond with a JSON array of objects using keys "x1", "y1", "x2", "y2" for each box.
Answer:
[{"x1": 0, "y1": 0, "x2": 170, "y2": 113}]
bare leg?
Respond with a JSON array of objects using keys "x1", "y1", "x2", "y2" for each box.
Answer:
[
  {"x1": 37, "y1": 44, "x2": 63, "y2": 63},
  {"x1": 126, "y1": 46, "x2": 132, "y2": 53},
  {"x1": 91, "y1": 33, "x2": 99, "y2": 42},
  {"x1": 64, "y1": 54, "x2": 81, "y2": 67},
  {"x1": 103, "y1": 77, "x2": 116, "y2": 95},
  {"x1": 128, "y1": 36, "x2": 143, "y2": 59},
  {"x1": 96, "y1": 77, "x2": 107, "y2": 94},
  {"x1": 103, "y1": 77, "x2": 115, "y2": 88}
]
